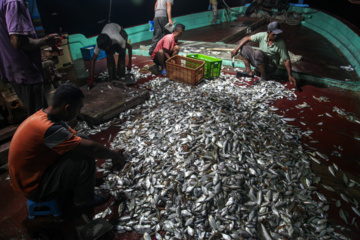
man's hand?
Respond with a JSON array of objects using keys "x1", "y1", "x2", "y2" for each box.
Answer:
[
  {"x1": 231, "y1": 49, "x2": 238, "y2": 58},
  {"x1": 44, "y1": 34, "x2": 60, "y2": 47},
  {"x1": 168, "y1": 19, "x2": 174, "y2": 26},
  {"x1": 111, "y1": 149, "x2": 127, "y2": 171},
  {"x1": 289, "y1": 75, "x2": 296, "y2": 85}
]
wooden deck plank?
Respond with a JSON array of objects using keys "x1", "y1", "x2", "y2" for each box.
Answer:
[
  {"x1": 0, "y1": 125, "x2": 18, "y2": 142},
  {"x1": 79, "y1": 82, "x2": 150, "y2": 125}
]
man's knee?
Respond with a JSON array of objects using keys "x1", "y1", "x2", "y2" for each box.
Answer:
[
  {"x1": 240, "y1": 45, "x2": 252, "y2": 55},
  {"x1": 156, "y1": 49, "x2": 164, "y2": 58},
  {"x1": 254, "y1": 50, "x2": 263, "y2": 60},
  {"x1": 76, "y1": 133, "x2": 90, "y2": 140},
  {"x1": 173, "y1": 45, "x2": 180, "y2": 51}
]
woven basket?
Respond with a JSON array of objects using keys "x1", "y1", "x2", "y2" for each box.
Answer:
[{"x1": 166, "y1": 55, "x2": 205, "y2": 86}]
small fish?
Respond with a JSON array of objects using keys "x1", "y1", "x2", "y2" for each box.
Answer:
[
  {"x1": 317, "y1": 122, "x2": 323, "y2": 125},
  {"x1": 340, "y1": 193, "x2": 349, "y2": 203},
  {"x1": 339, "y1": 209, "x2": 348, "y2": 224},
  {"x1": 209, "y1": 215, "x2": 217, "y2": 231},
  {"x1": 283, "y1": 118, "x2": 296, "y2": 122},
  {"x1": 328, "y1": 166, "x2": 336, "y2": 177},
  {"x1": 343, "y1": 173, "x2": 349, "y2": 185},
  {"x1": 325, "y1": 113, "x2": 333, "y2": 118},
  {"x1": 316, "y1": 191, "x2": 328, "y2": 202},
  {"x1": 322, "y1": 184, "x2": 335, "y2": 192},
  {"x1": 309, "y1": 156, "x2": 321, "y2": 164},
  {"x1": 351, "y1": 206, "x2": 360, "y2": 217},
  {"x1": 143, "y1": 233, "x2": 151, "y2": 240}
]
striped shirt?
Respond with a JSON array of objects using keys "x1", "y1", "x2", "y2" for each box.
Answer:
[{"x1": 8, "y1": 110, "x2": 81, "y2": 196}]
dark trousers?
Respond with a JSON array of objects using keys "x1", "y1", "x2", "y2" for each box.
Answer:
[
  {"x1": 9, "y1": 81, "x2": 47, "y2": 117},
  {"x1": 28, "y1": 135, "x2": 95, "y2": 203},
  {"x1": 240, "y1": 45, "x2": 277, "y2": 74},
  {"x1": 106, "y1": 45, "x2": 126, "y2": 80},
  {"x1": 106, "y1": 28, "x2": 128, "y2": 80},
  {"x1": 149, "y1": 17, "x2": 169, "y2": 55}
]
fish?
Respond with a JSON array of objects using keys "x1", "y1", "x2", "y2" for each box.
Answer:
[
  {"x1": 328, "y1": 166, "x2": 336, "y2": 177},
  {"x1": 76, "y1": 76, "x2": 345, "y2": 239}
]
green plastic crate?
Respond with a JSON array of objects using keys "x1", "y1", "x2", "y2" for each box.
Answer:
[{"x1": 186, "y1": 53, "x2": 222, "y2": 79}]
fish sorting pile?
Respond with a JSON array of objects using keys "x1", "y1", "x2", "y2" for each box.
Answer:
[{"x1": 95, "y1": 77, "x2": 353, "y2": 239}]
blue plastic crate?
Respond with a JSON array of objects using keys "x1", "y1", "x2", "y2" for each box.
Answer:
[{"x1": 80, "y1": 45, "x2": 106, "y2": 61}]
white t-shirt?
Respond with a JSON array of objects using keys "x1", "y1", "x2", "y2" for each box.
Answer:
[
  {"x1": 155, "y1": 0, "x2": 174, "y2": 18},
  {"x1": 94, "y1": 23, "x2": 126, "y2": 54}
]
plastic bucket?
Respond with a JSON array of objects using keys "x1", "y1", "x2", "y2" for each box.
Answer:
[{"x1": 149, "y1": 20, "x2": 154, "y2": 32}]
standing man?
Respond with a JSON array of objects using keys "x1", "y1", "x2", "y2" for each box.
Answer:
[
  {"x1": 231, "y1": 21, "x2": 296, "y2": 85},
  {"x1": 88, "y1": 23, "x2": 132, "y2": 88},
  {"x1": 148, "y1": 0, "x2": 174, "y2": 56},
  {"x1": 209, "y1": 0, "x2": 218, "y2": 24},
  {"x1": 0, "y1": 0, "x2": 59, "y2": 116},
  {"x1": 152, "y1": 24, "x2": 185, "y2": 76},
  {"x1": 9, "y1": 83, "x2": 126, "y2": 208}
]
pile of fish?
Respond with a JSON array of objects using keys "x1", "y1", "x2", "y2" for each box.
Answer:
[{"x1": 97, "y1": 77, "x2": 352, "y2": 239}]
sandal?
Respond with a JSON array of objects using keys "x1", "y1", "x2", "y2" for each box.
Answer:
[
  {"x1": 236, "y1": 71, "x2": 253, "y2": 78},
  {"x1": 161, "y1": 70, "x2": 167, "y2": 76},
  {"x1": 253, "y1": 77, "x2": 265, "y2": 85}
]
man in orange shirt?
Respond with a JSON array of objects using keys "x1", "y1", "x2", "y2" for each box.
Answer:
[
  {"x1": 151, "y1": 23, "x2": 185, "y2": 76},
  {"x1": 8, "y1": 83, "x2": 125, "y2": 208}
]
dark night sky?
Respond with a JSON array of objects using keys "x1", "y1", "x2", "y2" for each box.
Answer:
[{"x1": 35, "y1": 0, "x2": 360, "y2": 37}]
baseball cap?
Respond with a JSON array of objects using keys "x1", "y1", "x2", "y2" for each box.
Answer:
[{"x1": 267, "y1": 21, "x2": 283, "y2": 34}]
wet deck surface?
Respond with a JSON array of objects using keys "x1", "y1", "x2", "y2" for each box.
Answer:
[{"x1": 1, "y1": 20, "x2": 360, "y2": 240}]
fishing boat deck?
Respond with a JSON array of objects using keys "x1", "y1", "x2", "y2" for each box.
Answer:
[{"x1": 1, "y1": 18, "x2": 360, "y2": 240}]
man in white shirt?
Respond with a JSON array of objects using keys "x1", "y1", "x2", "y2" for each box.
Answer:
[
  {"x1": 148, "y1": 0, "x2": 174, "y2": 56},
  {"x1": 88, "y1": 23, "x2": 132, "y2": 88}
]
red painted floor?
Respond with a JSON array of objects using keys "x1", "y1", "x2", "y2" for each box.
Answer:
[{"x1": 1, "y1": 21, "x2": 360, "y2": 239}]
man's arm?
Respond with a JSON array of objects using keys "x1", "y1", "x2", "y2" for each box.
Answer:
[
  {"x1": 71, "y1": 138, "x2": 126, "y2": 168},
  {"x1": 163, "y1": 48, "x2": 172, "y2": 60},
  {"x1": 154, "y1": 0, "x2": 158, "y2": 12},
  {"x1": 10, "y1": 34, "x2": 59, "y2": 51},
  {"x1": 231, "y1": 35, "x2": 252, "y2": 58},
  {"x1": 90, "y1": 52, "x2": 99, "y2": 78},
  {"x1": 285, "y1": 59, "x2": 296, "y2": 85},
  {"x1": 126, "y1": 43, "x2": 132, "y2": 71},
  {"x1": 167, "y1": 2, "x2": 173, "y2": 26}
]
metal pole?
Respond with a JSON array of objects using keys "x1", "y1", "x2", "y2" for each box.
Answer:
[{"x1": 108, "y1": 0, "x2": 113, "y2": 22}]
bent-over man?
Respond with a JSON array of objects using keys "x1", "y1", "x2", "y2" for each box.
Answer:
[
  {"x1": 231, "y1": 21, "x2": 296, "y2": 85},
  {"x1": 89, "y1": 23, "x2": 132, "y2": 87}
]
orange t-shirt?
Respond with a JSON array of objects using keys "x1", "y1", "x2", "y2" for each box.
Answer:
[{"x1": 8, "y1": 110, "x2": 82, "y2": 197}]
